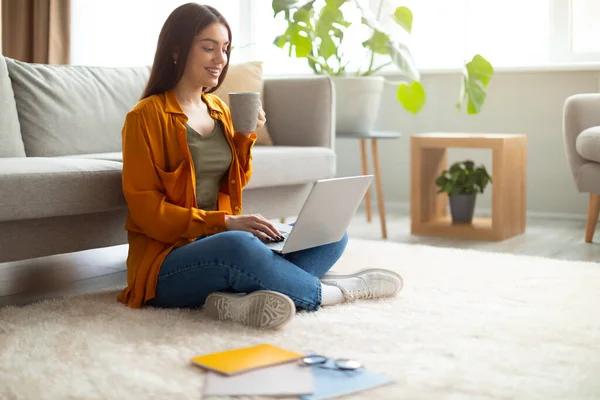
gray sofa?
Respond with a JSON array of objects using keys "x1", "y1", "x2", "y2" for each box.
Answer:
[
  {"x1": 0, "y1": 56, "x2": 336, "y2": 263},
  {"x1": 563, "y1": 93, "x2": 600, "y2": 242}
]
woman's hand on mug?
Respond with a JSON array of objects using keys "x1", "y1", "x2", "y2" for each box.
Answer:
[
  {"x1": 224, "y1": 214, "x2": 282, "y2": 242},
  {"x1": 256, "y1": 105, "x2": 266, "y2": 131}
]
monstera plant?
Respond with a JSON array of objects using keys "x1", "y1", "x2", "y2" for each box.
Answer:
[{"x1": 271, "y1": 0, "x2": 494, "y2": 119}]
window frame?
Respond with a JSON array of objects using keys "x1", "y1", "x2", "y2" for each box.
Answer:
[{"x1": 549, "y1": 0, "x2": 600, "y2": 64}]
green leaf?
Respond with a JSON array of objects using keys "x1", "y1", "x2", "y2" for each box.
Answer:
[
  {"x1": 293, "y1": 7, "x2": 313, "y2": 26},
  {"x1": 276, "y1": 23, "x2": 313, "y2": 58},
  {"x1": 449, "y1": 163, "x2": 462, "y2": 174},
  {"x1": 467, "y1": 54, "x2": 494, "y2": 86},
  {"x1": 362, "y1": 30, "x2": 389, "y2": 55},
  {"x1": 386, "y1": 40, "x2": 420, "y2": 81},
  {"x1": 292, "y1": 31, "x2": 312, "y2": 57},
  {"x1": 319, "y1": 35, "x2": 337, "y2": 60},
  {"x1": 435, "y1": 161, "x2": 492, "y2": 195},
  {"x1": 393, "y1": 6, "x2": 412, "y2": 33},
  {"x1": 272, "y1": 0, "x2": 315, "y2": 16},
  {"x1": 451, "y1": 170, "x2": 461, "y2": 182},
  {"x1": 317, "y1": 4, "x2": 350, "y2": 37},
  {"x1": 396, "y1": 81, "x2": 425, "y2": 114},
  {"x1": 445, "y1": 182, "x2": 454, "y2": 195},
  {"x1": 457, "y1": 54, "x2": 494, "y2": 114},
  {"x1": 325, "y1": 0, "x2": 346, "y2": 8},
  {"x1": 273, "y1": 35, "x2": 286, "y2": 48},
  {"x1": 314, "y1": 3, "x2": 350, "y2": 61},
  {"x1": 331, "y1": 27, "x2": 344, "y2": 40},
  {"x1": 435, "y1": 176, "x2": 447, "y2": 187}
]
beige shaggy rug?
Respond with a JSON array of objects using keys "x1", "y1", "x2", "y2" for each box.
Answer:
[{"x1": 1, "y1": 238, "x2": 600, "y2": 400}]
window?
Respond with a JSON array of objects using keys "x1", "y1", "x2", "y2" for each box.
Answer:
[
  {"x1": 70, "y1": 1, "x2": 600, "y2": 72},
  {"x1": 250, "y1": 0, "x2": 600, "y2": 73},
  {"x1": 379, "y1": 0, "x2": 600, "y2": 68},
  {"x1": 571, "y1": 0, "x2": 600, "y2": 53},
  {"x1": 369, "y1": 0, "x2": 552, "y2": 69},
  {"x1": 70, "y1": 0, "x2": 242, "y2": 67},
  {"x1": 551, "y1": 0, "x2": 600, "y2": 63}
]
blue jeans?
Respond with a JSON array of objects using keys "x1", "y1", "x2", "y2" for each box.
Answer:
[{"x1": 145, "y1": 229, "x2": 348, "y2": 311}]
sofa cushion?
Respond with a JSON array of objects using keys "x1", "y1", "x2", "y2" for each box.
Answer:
[
  {"x1": 245, "y1": 146, "x2": 336, "y2": 189},
  {"x1": 0, "y1": 56, "x2": 26, "y2": 157},
  {"x1": 576, "y1": 126, "x2": 600, "y2": 163},
  {"x1": 213, "y1": 61, "x2": 273, "y2": 146},
  {"x1": 57, "y1": 147, "x2": 336, "y2": 190},
  {"x1": 0, "y1": 158, "x2": 125, "y2": 222},
  {"x1": 60, "y1": 152, "x2": 123, "y2": 162},
  {"x1": 6, "y1": 58, "x2": 149, "y2": 157}
]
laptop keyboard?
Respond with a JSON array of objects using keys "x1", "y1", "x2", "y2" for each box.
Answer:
[{"x1": 265, "y1": 225, "x2": 291, "y2": 250}]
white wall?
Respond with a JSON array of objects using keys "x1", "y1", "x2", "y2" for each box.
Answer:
[{"x1": 334, "y1": 69, "x2": 600, "y2": 217}]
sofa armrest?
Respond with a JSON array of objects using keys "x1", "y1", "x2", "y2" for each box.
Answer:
[
  {"x1": 563, "y1": 94, "x2": 600, "y2": 186},
  {"x1": 263, "y1": 76, "x2": 335, "y2": 149}
]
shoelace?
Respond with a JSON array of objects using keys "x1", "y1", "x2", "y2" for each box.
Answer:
[{"x1": 339, "y1": 286, "x2": 376, "y2": 302}]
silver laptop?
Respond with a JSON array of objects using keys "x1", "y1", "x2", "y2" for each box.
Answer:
[{"x1": 264, "y1": 175, "x2": 374, "y2": 254}]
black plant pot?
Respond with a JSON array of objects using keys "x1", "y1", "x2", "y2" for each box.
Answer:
[{"x1": 449, "y1": 193, "x2": 477, "y2": 223}]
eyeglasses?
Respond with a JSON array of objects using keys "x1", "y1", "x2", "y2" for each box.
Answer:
[{"x1": 301, "y1": 354, "x2": 363, "y2": 371}]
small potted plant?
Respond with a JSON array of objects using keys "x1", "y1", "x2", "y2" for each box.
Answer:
[{"x1": 435, "y1": 160, "x2": 492, "y2": 224}]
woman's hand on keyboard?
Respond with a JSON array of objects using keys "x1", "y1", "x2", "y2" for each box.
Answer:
[{"x1": 224, "y1": 214, "x2": 284, "y2": 242}]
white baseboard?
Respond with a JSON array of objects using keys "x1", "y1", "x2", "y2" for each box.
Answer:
[{"x1": 360, "y1": 201, "x2": 588, "y2": 221}]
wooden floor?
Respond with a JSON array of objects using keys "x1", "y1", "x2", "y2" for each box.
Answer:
[{"x1": 2, "y1": 211, "x2": 599, "y2": 307}]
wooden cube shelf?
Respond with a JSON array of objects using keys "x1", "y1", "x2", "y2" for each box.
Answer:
[{"x1": 410, "y1": 133, "x2": 527, "y2": 241}]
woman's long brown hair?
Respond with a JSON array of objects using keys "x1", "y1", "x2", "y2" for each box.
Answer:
[{"x1": 140, "y1": 3, "x2": 232, "y2": 100}]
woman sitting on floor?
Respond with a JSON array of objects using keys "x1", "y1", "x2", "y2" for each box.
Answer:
[{"x1": 117, "y1": 2, "x2": 403, "y2": 329}]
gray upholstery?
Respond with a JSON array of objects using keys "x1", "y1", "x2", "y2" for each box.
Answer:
[
  {"x1": 0, "y1": 56, "x2": 26, "y2": 157},
  {"x1": 246, "y1": 146, "x2": 335, "y2": 189},
  {"x1": 563, "y1": 94, "x2": 600, "y2": 193},
  {"x1": 0, "y1": 54, "x2": 336, "y2": 263},
  {"x1": 576, "y1": 126, "x2": 600, "y2": 163},
  {"x1": 59, "y1": 146, "x2": 336, "y2": 190},
  {"x1": 6, "y1": 58, "x2": 149, "y2": 156},
  {"x1": 59, "y1": 152, "x2": 124, "y2": 162},
  {"x1": 576, "y1": 162, "x2": 600, "y2": 194},
  {"x1": 0, "y1": 157, "x2": 124, "y2": 222},
  {"x1": 0, "y1": 210, "x2": 128, "y2": 263},
  {"x1": 264, "y1": 77, "x2": 335, "y2": 149}
]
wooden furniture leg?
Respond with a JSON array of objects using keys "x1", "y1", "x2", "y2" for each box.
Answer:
[
  {"x1": 410, "y1": 142, "x2": 447, "y2": 230},
  {"x1": 360, "y1": 139, "x2": 372, "y2": 222},
  {"x1": 585, "y1": 193, "x2": 600, "y2": 243},
  {"x1": 371, "y1": 139, "x2": 387, "y2": 239},
  {"x1": 491, "y1": 137, "x2": 527, "y2": 239}
]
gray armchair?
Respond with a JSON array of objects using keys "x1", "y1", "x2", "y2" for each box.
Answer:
[{"x1": 563, "y1": 93, "x2": 600, "y2": 242}]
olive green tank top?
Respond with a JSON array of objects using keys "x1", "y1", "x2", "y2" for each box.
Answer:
[{"x1": 185, "y1": 119, "x2": 232, "y2": 211}]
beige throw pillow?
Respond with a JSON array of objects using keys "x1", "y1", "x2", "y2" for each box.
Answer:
[{"x1": 213, "y1": 61, "x2": 273, "y2": 146}]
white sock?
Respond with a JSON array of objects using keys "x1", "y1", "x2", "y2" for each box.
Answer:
[{"x1": 320, "y1": 282, "x2": 345, "y2": 306}]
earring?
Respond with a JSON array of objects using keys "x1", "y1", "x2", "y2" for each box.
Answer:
[{"x1": 173, "y1": 59, "x2": 177, "y2": 65}]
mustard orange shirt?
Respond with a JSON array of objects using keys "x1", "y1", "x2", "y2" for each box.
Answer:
[{"x1": 117, "y1": 89, "x2": 257, "y2": 308}]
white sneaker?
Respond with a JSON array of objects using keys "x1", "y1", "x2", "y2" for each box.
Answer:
[
  {"x1": 204, "y1": 290, "x2": 295, "y2": 329},
  {"x1": 320, "y1": 268, "x2": 404, "y2": 302}
]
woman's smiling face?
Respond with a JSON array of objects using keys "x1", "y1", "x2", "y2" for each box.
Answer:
[{"x1": 182, "y1": 22, "x2": 230, "y2": 89}]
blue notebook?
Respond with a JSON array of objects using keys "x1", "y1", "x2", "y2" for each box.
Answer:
[{"x1": 299, "y1": 358, "x2": 394, "y2": 400}]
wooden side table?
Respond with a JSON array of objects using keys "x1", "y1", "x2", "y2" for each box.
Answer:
[
  {"x1": 410, "y1": 133, "x2": 527, "y2": 241},
  {"x1": 337, "y1": 131, "x2": 402, "y2": 239}
]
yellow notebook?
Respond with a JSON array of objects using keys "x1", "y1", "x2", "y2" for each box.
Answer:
[{"x1": 191, "y1": 344, "x2": 303, "y2": 376}]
